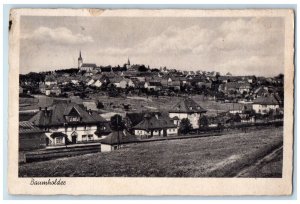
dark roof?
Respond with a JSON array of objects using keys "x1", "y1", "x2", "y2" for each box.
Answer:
[
  {"x1": 100, "y1": 131, "x2": 139, "y2": 145},
  {"x1": 170, "y1": 98, "x2": 207, "y2": 113},
  {"x1": 126, "y1": 112, "x2": 146, "y2": 127},
  {"x1": 171, "y1": 116, "x2": 180, "y2": 120},
  {"x1": 253, "y1": 95, "x2": 280, "y2": 105},
  {"x1": 133, "y1": 114, "x2": 176, "y2": 130},
  {"x1": 19, "y1": 121, "x2": 45, "y2": 134},
  {"x1": 148, "y1": 81, "x2": 162, "y2": 86},
  {"x1": 29, "y1": 101, "x2": 106, "y2": 127},
  {"x1": 82, "y1": 63, "x2": 97, "y2": 68},
  {"x1": 50, "y1": 132, "x2": 67, "y2": 138}
]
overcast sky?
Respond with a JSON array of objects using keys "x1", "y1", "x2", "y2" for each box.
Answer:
[{"x1": 20, "y1": 16, "x2": 285, "y2": 76}]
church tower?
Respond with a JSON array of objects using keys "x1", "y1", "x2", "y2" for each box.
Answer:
[
  {"x1": 126, "y1": 57, "x2": 131, "y2": 70},
  {"x1": 78, "y1": 51, "x2": 83, "y2": 68},
  {"x1": 127, "y1": 57, "x2": 130, "y2": 66}
]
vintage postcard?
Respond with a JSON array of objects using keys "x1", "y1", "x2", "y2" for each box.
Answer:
[{"x1": 8, "y1": 9, "x2": 294, "y2": 195}]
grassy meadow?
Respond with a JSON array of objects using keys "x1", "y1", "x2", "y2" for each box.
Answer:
[{"x1": 19, "y1": 127, "x2": 283, "y2": 177}]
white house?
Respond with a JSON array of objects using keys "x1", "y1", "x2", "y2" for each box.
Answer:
[
  {"x1": 119, "y1": 79, "x2": 135, "y2": 89},
  {"x1": 132, "y1": 113, "x2": 178, "y2": 139},
  {"x1": 144, "y1": 81, "x2": 162, "y2": 91},
  {"x1": 29, "y1": 101, "x2": 109, "y2": 146},
  {"x1": 87, "y1": 79, "x2": 95, "y2": 86},
  {"x1": 92, "y1": 79, "x2": 102, "y2": 88},
  {"x1": 252, "y1": 95, "x2": 280, "y2": 114},
  {"x1": 169, "y1": 98, "x2": 207, "y2": 129},
  {"x1": 45, "y1": 75, "x2": 57, "y2": 86}
]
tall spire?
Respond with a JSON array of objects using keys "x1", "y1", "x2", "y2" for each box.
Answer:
[
  {"x1": 127, "y1": 57, "x2": 130, "y2": 65},
  {"x1": 78, "y1": 50, "x2": 82, "y2": 60},
  {"x1": 78, "y1": 50, "x2": 83, "y2": 68}
]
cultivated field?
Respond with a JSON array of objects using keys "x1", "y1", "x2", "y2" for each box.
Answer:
[
  {"x1": 20, "y1": 94, "x2": 244, "y2": 117},
  {"x1": 93, "y1": 95, "x2": 244, "y2": 115},
  {"x1": 19, "y1": 127, "x2": 283, "y2": 177}
]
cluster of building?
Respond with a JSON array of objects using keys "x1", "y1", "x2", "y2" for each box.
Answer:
[
  {"x1": 19, "y1": 97, "x2": 209, "y2": 151},
  {"x1": 29, "y1": 52, "x2": 283, "y2": 107},
  {"x1": 19, "y1": 51, "x2": 284, "y2": 153}
]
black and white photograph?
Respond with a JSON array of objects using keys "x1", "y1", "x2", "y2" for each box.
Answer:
[{"x1": 8, "y1": 8, "x2": 294, "y2": 195}]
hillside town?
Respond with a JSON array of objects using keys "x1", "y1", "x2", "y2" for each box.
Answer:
[{"x1": 19, "y1": 51, "x2": 284, "y2": 160}]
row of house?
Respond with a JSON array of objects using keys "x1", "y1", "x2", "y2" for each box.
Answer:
[
  {"x1": 19, "y1": 93, "x2": 282, "y2": 153},
  {"x1": 19, "y1": 97, "x2": 207, "y2": 150}
]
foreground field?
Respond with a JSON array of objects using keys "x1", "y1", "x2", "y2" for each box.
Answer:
[{"x1": 19, "y1": 127, "x2": 283, "y2": 177}]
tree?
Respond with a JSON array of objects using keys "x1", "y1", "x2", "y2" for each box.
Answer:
[
  {"x1": 97, "y1": 101, "x2": 104, "y2": 109},
  {"x1": 198, "y1": 115, "x2": 209, "y2": 129},
  {"x1": 179, "y1": 118, "x2": 193, "y2": 135},
  {"x1": 110, "y1": 114, "x2": 125, "y2": 131},
  {"x1": 233, "y1": 113, "x2": 241, "y2": 123},
  {"x1": 110, "y1": 114, "x2": 126, "y2": 149},
  {"x1": 138, "y1": 65, "x2": 148, "y2": 72}
]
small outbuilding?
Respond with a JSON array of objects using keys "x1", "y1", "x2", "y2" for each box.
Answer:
[
  {"x1": 100, "y1": 131, "x2": 139, "y2": 152},
  {"x1": 19, "y1": 121, "x2": 47, "y2": 151}
]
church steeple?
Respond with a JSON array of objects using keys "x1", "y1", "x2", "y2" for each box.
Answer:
[
  {"x1": 78, "y1": 51, "x2": 82, "y2": 60},
  {"x1": 127, "y1": 57, "x2": 130, "y2": 65},
  {"x1": 78, "y1": 50, "x2": 83, "y2": 68}
]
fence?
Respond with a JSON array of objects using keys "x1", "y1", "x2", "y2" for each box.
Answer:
[{"x1": 24, "y1": 143, "x2": 101, "y2": 163}]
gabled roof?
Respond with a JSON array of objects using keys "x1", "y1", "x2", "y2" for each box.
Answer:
[
  {"x1": 171, "y1": 116, "x2": 180, "y2": 120},
  {"x1": 170, "y1": 98, "x2": 207, "y2": 113},
  {"x1": 29, "y1": 101, "x2": 106, "y2": 127},
  {"x1": 81, "y1": 63, "x2": 97, "y2": 68},
  {"x1": 253, "y1": 95, "x2": 280, "y2": 105},
  {"x1": 100, "y1": 131, "x2": 139, "y2": 145},
  {"x1": 126, "y1": 112, "x2": 146, "y2": 127},
  {"x1": 133, "y1": 113, "x2": 176, "y2": 130},
  {"x1": 50, "y1": 132, "x2": 67, "y2": 138},
  {"x1": 19, "y1": 121, "x2": 45, "y2": 134}
]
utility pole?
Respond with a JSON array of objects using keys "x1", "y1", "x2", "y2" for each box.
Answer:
[{"x1": 117, "y1": 115, "x2": 120, "y2": 149}]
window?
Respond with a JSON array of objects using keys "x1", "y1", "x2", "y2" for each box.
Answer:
[
  {"x1": 56, "y1": 137, "x2": 64, "y2": 144},
  {"x1": 69, "y1": 116, "x2": 80, "y2": 122},
  {"x1": 82, "y1": 135, "x2": 87, "y2": 141},
  {"x1": 88, "y1": 135, "x2": 94, "y2": 141}
]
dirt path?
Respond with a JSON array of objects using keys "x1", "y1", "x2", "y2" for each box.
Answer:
[{"x1": 235, "y1": 145, "x2": 283, "y2": 177}]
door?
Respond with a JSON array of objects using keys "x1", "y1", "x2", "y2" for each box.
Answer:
[
  {"x1": 72, "y1": 135, "x2": 77, "y2": 144},
  {"x1": 46, "y1": 138, "x2": 50, "y2": 146},
  {"x1": 163, "y1": 129, "x2": 167, "y2": 137}
]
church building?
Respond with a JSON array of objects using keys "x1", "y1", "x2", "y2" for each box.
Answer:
[{"x1": 78, "y1": 51, "x2": 97, "y2": 72}]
